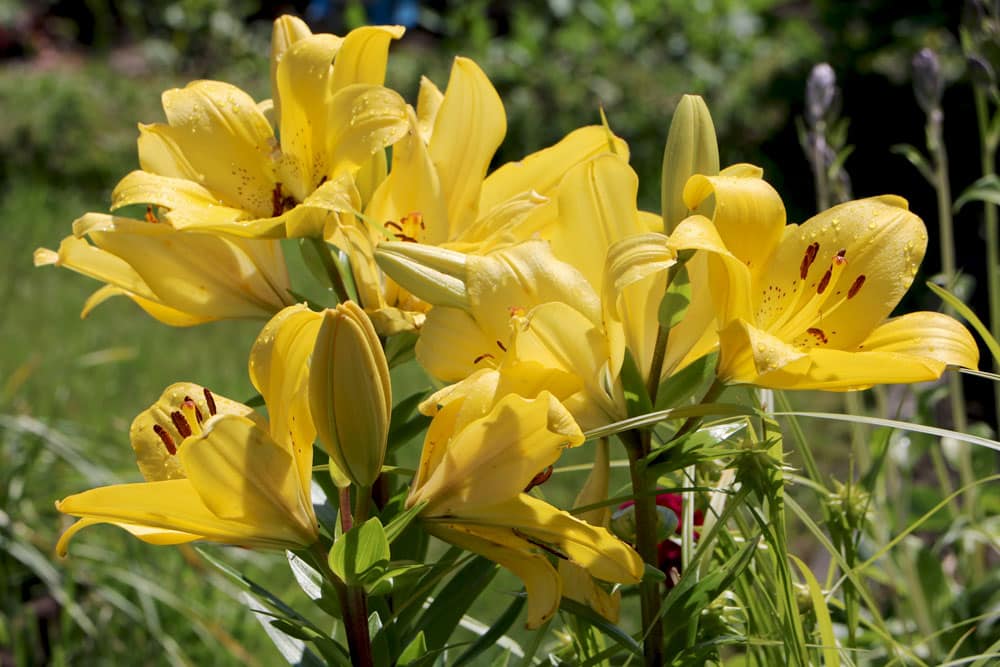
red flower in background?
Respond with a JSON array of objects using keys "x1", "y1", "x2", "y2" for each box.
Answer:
[{"x1": 619, "y1": 493, "x2": 704, "y2": 583}]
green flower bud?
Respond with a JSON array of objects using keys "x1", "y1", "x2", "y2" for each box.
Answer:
[
  {"x1": 661, "y1": 94, "x2": 719, "y2": 234},
  {"x1": 309, "y1": 302, "x2": 391, "y2": 488},
  {"x1": 374, "y1": 242, "x2": 471, "y2": 310}
]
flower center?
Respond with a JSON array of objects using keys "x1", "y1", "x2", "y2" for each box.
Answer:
[
  {"x1": 384, "y1": 212, "x2": 425, "y2": 243},
  {"x1": 153, "y1": 388, "x2": 219, "y2": 455}
]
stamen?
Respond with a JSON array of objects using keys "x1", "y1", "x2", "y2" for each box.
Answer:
[
  {"x1": 153, "y1": 424, "x2": 176, "y2": 455},
  {"x1": 847, "y1": 275, "x2": 866, "y2": 299},
  {"x1": 182, "y1": 396, "x2": 203, "y2": 423},
  {"x1": 384, "y1": 221, "x2": 403, "y2": 231},
  {"x1": 180, "y1": 400, "x2": 203, "y2": 436},
  {"x1": 203, "y1": 388, "x2": 217, "y2": 416},
  {"x1": 817, "y1": 267, "x2": 833, "y2": 295},
  {"x1": 271, "y1": 183, "x2": 283, "y2": 218},
  {"x1": 799, "y1": 242, "x2": 820, "y2": 279},
  {"x1": 171, "y1": 411, "x2": 192, "y2": 438},
  {"x1": 473, "y1": 352, "x2": 495, "y2": 364},
  {"x1": 524, "y1": 465, "x2": 554, "y2": 492},
  {"x1": 145, "y1": 205, "x2": 158, "y2": 224},
  {"x1": 496, "y1": 340, "x2": 507, "y2": 352}
]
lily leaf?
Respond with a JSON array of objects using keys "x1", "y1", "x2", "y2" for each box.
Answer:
[
  {"x1": 891, "y1": 143, "x2": 934, "y2": 183},
  {"x1": 954, "y1": 174, "x2": 1000, "y2": 212},
  {"x1": 658, "y1": 264, "x2": 691, "y2": 330},
  {"x1": 928, "y1": 281, "x2": 1000, "y2": 364},
  {"x1": 329, "y1": 517, "x2": 391, "y2": 587}
]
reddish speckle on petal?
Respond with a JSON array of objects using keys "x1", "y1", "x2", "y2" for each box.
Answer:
[{"x1": 848, "y1": 274, "x2": 866, "y2": 299}]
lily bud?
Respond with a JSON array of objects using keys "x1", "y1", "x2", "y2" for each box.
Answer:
[
  {"x1": 805, "y1": 63, "x2": 837, "y2": 126},
  {"x1": 660, "y1": 94, "x2": 719, "y2": 234},
  {"x1": 374, "y1": 241, "x2": 471, "y2": 309},
  {"x1": 912, "y1": 48, "x2": 944, "y2": 114},
  {"x1": 309, "y1": 302, "x2": 392, "y2": 488}
]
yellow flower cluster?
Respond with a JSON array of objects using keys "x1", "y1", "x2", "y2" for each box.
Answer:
[{"x1": 42, "y1": 15, "x2": 978, "y2": 632}]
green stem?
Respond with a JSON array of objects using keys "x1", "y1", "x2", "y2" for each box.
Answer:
[
  {"x1": 339, "y1": 486, "x2": 353, "y2": 533},
  {"x1": 308, "y1": 236, "x2": 351, "y2": 303},
  {"x1": 811, "y1": 120, "x2": 831, "y2": 212},
  {"x1": 672, "y1": 379, "x2": 726, "y2": 441},
  {"x1": 623, "y1": 430, "x2": 664, "y2": 667},
  {"x1": 646, "y1": 263, "x2": 681, "y2": 406},
  {"x1": 309, "y1": 543, "x2": 374, "y2": 667},
  {"x1": 973, "y1": 88, "x2": 1000, "y2": 424},
  {"x1": 926, "y1": 108, "x2": 976, "y2": 518}
]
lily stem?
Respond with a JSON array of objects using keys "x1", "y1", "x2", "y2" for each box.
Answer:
[
  {"x1": 623, "y1": 429, "x2": 664, "y2": 667},
  {"x1": 926, "y1": 106, "x2": 977, "y2": 522},
  {"x1": 309, "y1": 542, "x2": 374, "y2": 667},
  {"x1": 973, "y1": 87, "x2": 1000, "y2": 424},
  {"x1": 308, "y1": 236, "x2": 352, "y2": 304}
]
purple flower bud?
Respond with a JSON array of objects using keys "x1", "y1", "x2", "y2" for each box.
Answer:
[
  {"x1": 806, "y1": 63, "x2": 837, "y2": 125},
  {"x1": 913, "y1": 48, "x2": 943, "y2": 114}
]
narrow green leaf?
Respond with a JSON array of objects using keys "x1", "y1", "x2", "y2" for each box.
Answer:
[
  {"x1": 926, "y1": 281, "x2": 1000, "y2": 364},
  {"x1": 653, "y1": 352, "x2": 716, "y2": 411},
  {"x1": 558, "y1": 596, "x2": 641, "y2": 658},
  {"x1": 286, "y1": 552, "x2": 341, "y2": 617},
  {"x1": 658, "y1": 265, "x2": 691, "y2": 330},
  {"x1": 397, "y1": 632, "x2": 428, "y2": 665},
  {"x1": 953, "y1": 173, "x2": 1000, "y2": 212},
  {"x1": 384, "y1": 500, "x2": 427, "y2": 544},
  {"x1": 891, "y1": 143, "x2": 934, "y2": 183},
  {"x1": 453, "y1": 596, "x2": 527, "y2": 666},
  {"x1": 789, "y1": 555, "x2": 840, "y2": 667},
  {"x1": 413, "y1": 556, "x2": 498, "y2": 651},
  {"x1": 329, "y1": 518, "x2": 391, "y2": 586},
  {"x1": 619, "y1": 349, "x2": 653, "y2": 418},
  {"x1": 385, "y1": 332, "x2": 420, "y2": 368},
  {"x1": 585, "y1": 403, "x2": 754, "y2": 440}
]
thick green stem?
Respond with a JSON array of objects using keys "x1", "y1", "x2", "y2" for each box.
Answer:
[
  {"x1": 308, "y1": 236, "x2": 352, "y2": 303},
  {"x1": 309, "y1": 543, "x2": 373, "y2": 667},
  {"x1": 973, "y1": 89, "x2": 1000, "y2": 423},
  {"x1": 646, "y1": 262, "x2": 682, "y2": 406},
  {"x1": 623, "y1": 430, "x2": 663, "y2": 667}
]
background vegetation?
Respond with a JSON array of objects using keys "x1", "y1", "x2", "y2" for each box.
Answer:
[{"x1": 1, "y1": 0, "x2": 996, "y2": 664}]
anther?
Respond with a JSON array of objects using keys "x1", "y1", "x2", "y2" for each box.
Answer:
[
  {"x1": 834, "y1": 248, "x2": 847, "y2": 265},
  {"x1": 170, "y1": 411, "x2": 192, "y2": 438},
  {"x1": 806, "y1": 327, "x2": 829, "y2": 345},
  {"x1": 800, "y1": 242, "x2": 820, "y2": 280},
  {"x1": 145, "y1": 205, "x2": 158, "y2": 224},
  {"x1": 182, "y1": 397, "x2": 203, "y2": 423},
  {"x1": 816, "y1": 267, "x2": 833, "y2": 294},
  {"x1": 473, "y1": 352, "x2": 495, "y2": 364},
  {"x1": 180, "y1": 400, "x2": 203, "y2": 435},
  {"x1": 524, "y1": 465, "x2": 554, "y2": 492},
  {"x1": 496, "y1": 340, "x2": 507, "y2": 352},
  {"x1": 384, "y1": 221, "x2": 403, "y2": 231},
  {"x1": 847, "y1": 275, "x2": 866, "y2": 299},
  {"x1": 271, "y1": 183, "x2": 284, "y2": 218},
  {"x1": 153, "y1": 424, "x2": 177, "y2": 455},
  {"x1": 203, "y1": 388, "x2": 217, "y2": 416}
]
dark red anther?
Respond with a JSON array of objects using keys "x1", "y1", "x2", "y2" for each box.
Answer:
[
  {"x1": 834, "y1": 248, "x2": 847, "y2": 265},
  {"x1": 170, "y1": 411, "x2": 192, "y2": 438},
  {"x1": 817, "y1": 267, "x2": 833, "y2": 294},
  {"x1": 473, "y1": 352, "x2": 495, "y2": 364},
  {"x1": 203, "y1": 388, "x2": 217, "y2": 416},
  {"x1": 524, "y1": 465, "x2": 554, "y2": 492},
  {"x1": 271, "y1": 183, "x2": 283, "y2": 218},
  {"x1": 806, "y1": 327, "x2": 829, "y2": 345},
  {"x1": 800, "y1": 242, "x2": 820, "y2": 279},
  {"x1": 496, "y1": 340, "x2": 507, "y2": 352},
  {"x1": 384, "y1": 221, "x2": 403, "y2": 231},
  {"x1": 393, "y1": 233, "x2": 419, "y2": 242},
  {"x1": 182, "y1": 397, "x2": 203, "y2": 423},
  {"x1": 847, "y1": 274, "x2": 866, "y2": 299},
  {"x1": 153, "y1": 424, "x2": 177, "y2": 455},
  {"x1": 145, "y1": 205, "x2": 158, "y2": 224}
]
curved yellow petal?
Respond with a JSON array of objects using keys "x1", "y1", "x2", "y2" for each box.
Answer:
[
  {"x1": 683, "y1": 163, "x2": 786, "y2": 278},
  {"x1": 111, "y1": 170, "x2": 249, "y2": 226},
  {"x1": 549, "y1": 154, "x2": 646, "y2": 293},
  {"x1": 270, "y1": 15, "x2": 314, "y2": 128},
  {"x1": 326, "y1": 84, "x2": 409, "y2": 179},
  {"x1": 409, "y1": 392, "x2": 583, "y2": 512},
  {"x1": 429, "y1": 57, "x2": 506, "y2": 238},
  {"x1": 716, "y1": 319, "x2": 811, "y2": 386},
  {"x1": 479, "y1": 125, "x2": 630, "y2": 214},
  {"x1": 860, "y1": 311, "x2": 979, "y2": 369},
  {"x1": 428, "y1": 523, "x2": 559, "y2": 629},
  {"x1": 56, "y1": 516, "x2": 202, "y2": 557},
  {"x1": 129, "y1": 382, "x2": 264, "y2": 482},
  {"x1": 415, "y1": 76, "x2": 443, "y2": 143},
  {"x1": 138, "y1": 80, "x2": 276, "y2": 217},
  {"x1": 416, "y1": 307, "x2": 496, "y2": 382},
  {"x1": 35, "y1": 235, "x2": 155, "y2": 300},
  {"x1": 330, "y1": 25, "x2": 405, "y2": 91},
  {"x1": 180, "y1": 415, "x2": 316, "y2": 545},
  {"x1": 248, "y1": 304, "x2": 322, "y2": 486},
  {"x1": 755, "y1": 196, "x2": 927, "y2": 348}
]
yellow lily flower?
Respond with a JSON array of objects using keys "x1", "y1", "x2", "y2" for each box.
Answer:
[
  {"x1": 682, "y1": 165, "x2": 979, "y2": 389},
  {"x1": 56, "y1": 382, "x2": 318, "y2": 555},
  {"x1": 348, "y1": 55, "x2": 630, "y2": 333},
  {"x1": 34, "y1": 213, "x2": 294, "y2": 325},
  {"x1": 407, "y1": 391, "x2": 643, "y2": 628},
  {"x1": 108, "y1": 17, "x2": 409, "y2": 240}
]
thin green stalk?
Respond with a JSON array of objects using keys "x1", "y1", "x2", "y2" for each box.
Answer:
[
  {"x1": 973, "y1": 88, "x2": 1000, "y2": 423},
  {"x1": 926, "y1": 109, "x2": 976, "y2": 518},
  {"x1": 308, "y1": 236, "x2": 351, "y2": 303},
  {"x1": 623, "y1": 430, "x2": 663, "y2": 667},
  {"x1": 646, "y1": 263, "x2": 682, "y2": 405},
  {"x1": 811, "y1": 120, "x2": 831, "y2": 212}
]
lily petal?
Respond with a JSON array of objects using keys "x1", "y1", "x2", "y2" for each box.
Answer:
[{"x1": 330, "y1": 25, "x2": 405, "y2": 91}]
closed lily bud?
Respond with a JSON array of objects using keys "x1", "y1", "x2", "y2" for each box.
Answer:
[
  {"x1": 806, "y1": 63, "x2": 837, "y2": 126},
  {"x1": 913, "y1": 48, "x2": 944, "y2": 114},
  {"x1": 309, "y1": 302, "x2": 391, "y2": 488},
  {"x1": 660, "y1": 94, "x2": 719, "y2": 233},
  {"x1": 374, "y1": 241, "x2": 471, "y2": 310}
]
